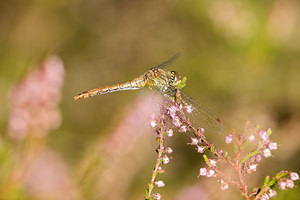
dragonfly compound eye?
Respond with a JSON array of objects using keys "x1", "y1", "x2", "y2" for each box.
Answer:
[{"x1": 169, "y1": 71, "x2": 181, "y2": 86}]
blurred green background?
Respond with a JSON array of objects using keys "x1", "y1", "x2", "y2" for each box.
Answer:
[{"x1": 0, "y1": 0, "x2": 300, "y2": 199}]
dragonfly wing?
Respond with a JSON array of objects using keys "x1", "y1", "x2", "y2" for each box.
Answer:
[
  {"x1": 152, "y1": 52, "x2": 181, "y2": 69},
  {"x1": 180, "y1": 91, "x2": 224, "y2": 135}
]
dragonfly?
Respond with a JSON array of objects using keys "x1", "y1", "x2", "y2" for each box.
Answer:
[{"x1": 74, "y1": 53, "x2": 223, "y2": 135}]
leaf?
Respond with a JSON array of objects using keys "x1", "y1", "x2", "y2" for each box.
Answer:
[
  {"x1": 203, "y1": 154, "x2": 210, "y2": 166},
  {"x1": 263, "y1": 176, "x2": 270, "y2": 186},
  {"x1": 240, "y1": 150, "x2": 260, "y2": 164},
  {"x1": 178, "y1": 77, "x2": 187, "y2": 89},
  {"x1": 267, "y1": 128, "x2": 272, "y2": 136}
]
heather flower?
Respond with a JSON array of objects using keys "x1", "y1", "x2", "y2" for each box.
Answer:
[
  {"x1": 278, "y1": 181, "x2": 286, "y2": 190},
  {"x1": 165, "y1": 147, "x2": 173, "y2": 154},
  {"x1": 185, "y1": 105, "x2": 193, "y2": 113},
  {"x1": 209, "y1": 159, "x2": 217, "y2": 167},
  {"x1": 172, "y1": 116, "x2": 182, "y2": 127},
  {"x1": 162, "y1": 155, "x2": 170, "y2": 164},
  {"x1": 197, "y1": 128, "x2": 205, "y2": 134},
  {"x1": 263, "y1": 149, "x2": 272, "y2": 158},
  {"x1": 152, "y1": 193, "x2": 162, "y2": 200},
  {"x1": 249, "y1": 134, "x2": 255, "y2": 142},
  {"x1": 290, "y1": 172, "x2": 299, "y2": 181},
  {"x1": 190, "y1": 137, "x2": 199, "y2": 145},
  {"x1": 268, "y1": 189, "x2": 277, "y2": 198},
  {"x1": 256, "y1": 154, "x2": 262, "y2": 162},
  {"x1": 260, "y1": 193, "x2": 269, "y2": 200},
  {"x1": 259, "y1": 131, "x2": 269, "y2": 141},
  {"x1": 155, "y1": 180, "x2": 165, "y2": 187},
  {"x1": 207, "y1": 169, "x2": 215, "y2": 177},
  {"x1": 150, "y1": 121, "x2": 157, "y2": 128},
  {"x1": 286, "y1": 179, "x2": 294, "y2": 189},
  {"x1": 268, "y1": 142, "x2": 277, "y2": 150},
  {"x1": 197, "y1": 145, "x2": 205, "y2": 153},
  {"x1": 166, "y1": 129, "x2": 174, "y2": 137},
  {"x1": 199, "y1": 168, "x2": 207, "y2": 176},
  {"x1": 225, "y1": 134, "x2": 233, "y2": 144},
  {"x1": 248, "y1": 164, "x2": 257, "y2": 172},
  {"x1": 220, "y1": 180, "x2": 229, "y2": 190},
  {"x1": 179, "y1": 125, "x2": 187, "y2": 132},
  {"x1": 167, "y1": 106, "x2": 177, "y2": 118}
]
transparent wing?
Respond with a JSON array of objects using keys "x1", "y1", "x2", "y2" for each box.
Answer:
[
  {"x1": 180, "y1": 91, "x2": 224, "y2": 135},
  {"x1": 152, "y1": 52, "x2": 180, "y2": 69}
]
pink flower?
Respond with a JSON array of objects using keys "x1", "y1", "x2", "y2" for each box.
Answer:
[
  {"x1": 190, "y1": 137, "x2": 199, "y2": 145},
  {"x1": 165, "y1": 147, "x2": 173, "y2": 154},
  {"x1": 168, "y1": 106, "x2": 177, "y2": 118},
  {"x1": 162, "y1": 155, "x2": 170, "y2": 164},
  {"x1": 207, "y1": 169, "x2": 215, "y2": 177},
  {"x1": 150, "y1": 121, "x2": 157, "y2": 128},
  {"x1": 248, "y1": 164, "x2": 257, "y2": 172},
  {"x1": 259, "y1": 131, "x2": 269, "y2": 141},
  {"x1": 197, "y1": 145, "x2": 205, "y2": 153},
  {"x1": 260, "y1": 193, "x2": 269, "y2": 200},
  {"x1": 220, "y1": 180, "x2": 229, "y2": 190},
  {"x1": 198, "y1": 128, "x2": 205, "y2": 134},
  {"x1": 249, "y1": 134, "x2": 255, "y2": 142},
  {"x1": 278, "y1": 181, "x2": 286, "y2": 190},
  {"x1": 225, "y1": 134, "x2": 233, "y2": 144},
  {"x1": 290, "y1": 172, "x2": 299, "y2": 181},
  {"x1": 286, "y1": 179, "x2": 294, "y2": 189},
  {"x1": 179, "y1": 125, "x2": 187, "y2": 132},
  {"x1": 209, "y1": 159, "x2": 217, "y2": 167},
  {"x1": 268, "y1": 142, "x2": 277, "y2": 150},
  {"x1": 199, "y1": 168, "x2": 207, "y2": 176},
  {"x1": 268, "y1": 189, "x2": 277, "y2": 198},
  {"x1": 166, "y1": 129, "x2": 174, "y2": 137},
  {"x1": 185, "y1": 105, "x2": 193, "y2": 114},
  {"x1": 263, "y1": 149, "x2": 272, "y2": 157},
  {"x1": 155, "y1": 180, "x2": 165, "y2": 187},
  {"x1": 256, "y1": 154, "x2": 262, "y2": 162},
  {"x1": 172, "y1": 116, "x2": 182, "y2": 127},
  {"x1": 152, "y1": 193, "x2": 162, "y2": 200}
]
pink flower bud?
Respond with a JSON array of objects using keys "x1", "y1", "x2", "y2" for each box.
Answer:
[
  {"x1": 185, "y1": 105, "x2": 193, "y2": 114},
  {"x1": 278, "y1": 181, "x2": 286, "y2": 190},
  {"x1": 166, "y1": 129, "x2": 173, "y2": 137},
  {"x1": 155, "y1": 180, "x2": 165, "y2": 187},
  {"x1": 290, "y1": 172, "x2": 299, "y2": 181},
  {"x1": 207, "y1": 169, "x2": 215, "y2": 177},
  {"x1": 150, "y1": 121, "x2": 157, "y2": 128},
  {"x1": 268, "y1": 142, "x2": 277, "y2": 150},
  {"x1": 260, "y1": 193, "x2": 269, "y2": 200},
  {"x1": 209, "y1": 159, "x2": 217, "y2": 167},
  {"x1": 162, "y1": 155, "x2": 170, "y2": 164},
  {"x1": 259, "y1": 131, "x2": 269, "y2": 141},
  {"x1": 263, "y1": 149, "x2": 272, "y2": 157},
  {"x1": 249, "y1": 134, "x2": 255, "y2": 142},
  {"x1": 199, "y1": 168, "x2": 207, "y2": 176},
  {"x1": 190, "y1": 137, "x2": 199, "y2": 145},
  {"x1": 197, "y1": 145, "x2": 205, "y2": 153},
  {"x1": 268, "y1": 189, "x2": 277, "y2": 198},
  {"x1": 225, "y1": 134, "x2": 233, "y2": 144},
  {"x1": 152, "y1": 193, "x2": 162, "y2": 200},
  {"x1": 165, "y1": 147, "x2": 173, "y2": 154},
  {"x1": 220, "y1": 180, "x2": 229, "y2": 190},
  {"x1": 286, "y1": 180, "x2": 294, "y2": 189},
  {"x1": 179, "y1": 125, "x2": 187, "y2": 132},
  {"x1": 248, "y1": 164, "x2": 257, "y2": 172}
]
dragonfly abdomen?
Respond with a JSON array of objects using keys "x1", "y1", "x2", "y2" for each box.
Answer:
[{"x1": 74, "y1": 77, "x2": 146, "y2": 100}]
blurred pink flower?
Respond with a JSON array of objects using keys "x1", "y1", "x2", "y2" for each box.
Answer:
[{"x1": 8, "y1": 56, "x2": 64, "y2": 140}]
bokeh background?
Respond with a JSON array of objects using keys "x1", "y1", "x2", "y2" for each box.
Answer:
[{"x1": 0, "y1": 0, "x2": 300, "y2": 199}]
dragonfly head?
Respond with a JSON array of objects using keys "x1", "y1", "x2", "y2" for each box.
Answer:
[{"x1": 168, "y1": 71, "x2": 181, "y2": 87}]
